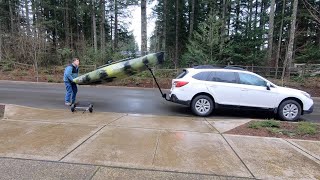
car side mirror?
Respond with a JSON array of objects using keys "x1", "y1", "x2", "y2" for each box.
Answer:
[{"x1": 266, "y1": 82, "x2": 271, "y2": 90}]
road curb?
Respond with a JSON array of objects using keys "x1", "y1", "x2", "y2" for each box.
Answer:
[
  {"x1": 0, "y1": 80, "x2": 63, "y2": 86},
  {"x1": 222, "y1": 133, "x2": 320, "y2": 143}
]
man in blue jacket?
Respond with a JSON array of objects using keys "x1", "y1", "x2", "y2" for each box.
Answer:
[{"x1": 64, "y1": 58, "x2": 80, "y2": 106}]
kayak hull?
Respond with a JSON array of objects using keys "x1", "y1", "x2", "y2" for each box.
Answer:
[{"x1": 73, "y1": 52, "x2": 164, "y2": 85}]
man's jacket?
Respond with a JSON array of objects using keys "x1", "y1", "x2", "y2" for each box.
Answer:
[{"x1": 63, "y1": 64, "x2": 79, "y2": 82}]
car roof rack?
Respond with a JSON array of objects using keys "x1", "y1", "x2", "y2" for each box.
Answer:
[
  {"x1": 192, "y1": 65, "x2": 247, "y2": 71},
  {"x1": 193, "y1": 65, "x2": 222, "y2": 69},
  {"x1": 224, "y1": 66, "x2": 246, "y2": 71}
]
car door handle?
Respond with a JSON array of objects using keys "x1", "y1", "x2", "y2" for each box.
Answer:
[{"x1": 241, "y1": 89, "x2": 248, "y2": 91}]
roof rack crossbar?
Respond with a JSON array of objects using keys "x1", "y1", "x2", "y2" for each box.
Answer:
[
  {"x1": 224, "y1": 66, "x2": 246, "y2": 71},
  {"x1": 192, "y1": 65, "x2": 247, "y2": 71},
  {"x1": 192, "y1": 65, "x2": 222, "y2": 69}
]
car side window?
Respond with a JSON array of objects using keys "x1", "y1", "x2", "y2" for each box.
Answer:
[
  {"x1": 176, "y1": 70, "x2": 188, "y2": 79},
  {"x1": 238, "y1": 72, "x2": 266, "y2": 87},
  {"x1": 209, "y1": 71, "x2": 237, "y2": 83},
  {"x1": 192, "y1": 72, "x2": 211, "y2": 81}
]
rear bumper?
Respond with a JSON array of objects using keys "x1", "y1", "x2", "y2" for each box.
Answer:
[
  {"x1": 303, "y1": 105, "x2": 314, "y2": 114},
  {"x1": 169, "y1": 94, "x2": 190, "y2": 106}
]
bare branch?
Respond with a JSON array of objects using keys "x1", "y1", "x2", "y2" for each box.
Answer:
[
  {"x1": 303, "y1": 0, "x2": 320, "y2": 14},
  {"x1": 302, "y1": 0, "x2": 320, "y2": 25}
]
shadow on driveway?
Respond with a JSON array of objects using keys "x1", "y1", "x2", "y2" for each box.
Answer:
[
  {"x1": 167, "y1": 104, "x2": 318, "y2": 122},
  {"x1": 166, "y1": 104, "x2": 276, "y2": 120}
]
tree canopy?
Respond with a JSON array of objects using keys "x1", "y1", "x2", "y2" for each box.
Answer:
[{"x1": 0, "y1": 0, "x2": 319, "y2": 69}]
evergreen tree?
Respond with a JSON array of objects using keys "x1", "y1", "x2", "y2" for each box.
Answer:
[{"x1": 182, "y1": 12, "x2": 223, "y2": 66}]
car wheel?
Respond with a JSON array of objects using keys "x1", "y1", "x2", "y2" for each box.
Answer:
[
  {"x1": 191, "y1": 95, "x2": 214, "y2": 116},
  {"x1": 278, "y1": 100, "x2": 301, "y2": 121}
]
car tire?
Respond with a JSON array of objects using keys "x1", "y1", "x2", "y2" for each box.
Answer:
[
  {"x1": 191, "y1": 95, "x2": 214, "y2": 117},
  {"x1": 278, "y1": 100, "x2": 301, "y2": 121}
]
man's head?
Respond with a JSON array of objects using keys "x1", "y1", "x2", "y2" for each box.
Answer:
[{"x1": 72, "y1": 58, "x2": 80, "y2": 67}]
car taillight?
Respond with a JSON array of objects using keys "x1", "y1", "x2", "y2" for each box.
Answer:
[{"x1": 174, "y1": 81, "x2": 189, "y2": 87}]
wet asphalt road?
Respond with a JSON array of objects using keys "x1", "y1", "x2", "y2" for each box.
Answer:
[{"x1": 0, "y1": 81, "x2": 319, "y2": 122}]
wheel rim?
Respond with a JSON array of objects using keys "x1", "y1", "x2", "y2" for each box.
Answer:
[
  {"x1": 283, "y1": 103, "x2": 299, "y2": 120},
  {"x1": 195, "y1": 98, "x2": 211, "y2": 114}
]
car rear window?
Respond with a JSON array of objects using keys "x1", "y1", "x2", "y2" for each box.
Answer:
[
  {"x1": 209, "y1": 71, "x2": 237, "y2": 83},
  {"x1": 192, "y1": 72, "x2": 211, "y2": 81},
  {"x1": 176, "y1": 69, "x2": 188, "y2": 79}
]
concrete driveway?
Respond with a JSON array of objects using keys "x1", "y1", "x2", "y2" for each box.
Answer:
[{"x1": 0, "y1": 104, "x2": 319, "y2": 179}]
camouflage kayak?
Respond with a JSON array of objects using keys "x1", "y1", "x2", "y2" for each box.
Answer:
[{"x1": 73, "y1": 52, "x2": 164, "y2": 85}]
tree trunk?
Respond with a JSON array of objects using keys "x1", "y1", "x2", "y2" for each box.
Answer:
[
  {"x1": 25, "y1": 0, "x2": 31, "y2": 35},
  {"x1": 65, "y1": 0, "x2": 70, "y2": 48},
  {"x1": 275, "y1": 0, "x2": 286, "y2": 78},
  {"x1": 254, "y1": 0, "x2": 258, "y2": 37},
  {"x1": 113, "y1": 0, "x2": 118, "y2": 50},
  {"x1": 110, "y1": 11, "x2": 113, "y2": 50},
  {"x1": 248, "y1": 0, "x2": 253, "y2": 39},
  {"x1": 0, "y1": 32, "x2": 2, "y2": 62},
  {"x1": 227, "y1": 0, "x2": 231, "y2": 36},
  {"x1": 267, "y1": 0, "x2": 275, "y2": 66},
  {"x1": 317, "y1": 1, "x2": 320, "y2": 48},
  {"x1": 157, "y1": 27, "x2": 162, "y2": 51},
  {"x1": 318, "y1": 1, "x2": 320, "y2": 48},
  {"x1": 189, "y1": 0, "x2": 195, "y2": 40},
  {"x1": 69, "y1": 8, "x2": 73, "y2": 50},
  {"x1": 17, "y1": 1, "x2": 21, "y2": 34},
  {"x1": 220, "y1": 0, "x2": 226, "y2": 56},
  {"x1": 92, "y1": 0, "x2": 97, "y2": 52},
  {"x1": 31, "y1": 1, "x2": 39, "y2": 82},
  {"x1": 9, "y1": 0, "x2": 14, "y2": 34},
  {"x1": 100, "y1": 0, "x2": 106, "y2": 52},
  {"x1": 235, "y1": 0, "x2": 240, "y2": 34},
  {"x1": 75, "y1": 0, "x2": 80, "y2": 49},
  {"x1": 164, "y1": 0, "x2": 167, "y2": 58},
  {"x1": 175, "y1": 0, "x2": 179, "y2": 68},
  {"x1": 53, "y1": 7, "x2": 57, "y2": 49},
  {"x1": 70, "y1": 23, "x2": 74, "y2": 50},
  {"x1": 260, "y1": 0, "x2": 265, "y2": 43},
  {"x1": 318, "y1": 28, "x2": 320, "y2": 49},
  {"x1": 34, "y1": 50, "x2": 39, "y2": 82},
  {"x1": 141, "y1": 0, "x2": 147, "y2": 55},
  {"x1": 78, "y1": 0, "x2": 85, "y2": 52},
  {"x1": 31, "y1": 0, "x2": 38, "y2": 38},
  {"x1": 281, "y1": 0, "x2": 298, "y2": 82}
]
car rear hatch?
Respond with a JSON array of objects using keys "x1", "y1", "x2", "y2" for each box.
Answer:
[{"x1": 171, "y1": 69, "x2": 189, "y2": 90}]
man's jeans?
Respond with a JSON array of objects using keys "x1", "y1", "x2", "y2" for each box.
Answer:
[{"x1": 64, "y1": 81, "x2": 78, "y2": 103}]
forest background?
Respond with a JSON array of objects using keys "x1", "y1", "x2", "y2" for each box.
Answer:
[{"x1": 0, "y1": 0, "x2": 319, "y2": 93}]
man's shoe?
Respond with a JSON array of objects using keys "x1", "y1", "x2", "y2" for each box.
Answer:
[{"x1": 65, "y1": 102, "x2": 72, "y2": 106}]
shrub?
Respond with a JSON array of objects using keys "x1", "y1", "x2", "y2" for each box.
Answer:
[
  {"x1": 248, "y1": 120, "x2": 281, "y2": 129},
  {"x1": 297, "y1": 122, "x2": 317, "y2": 135}
]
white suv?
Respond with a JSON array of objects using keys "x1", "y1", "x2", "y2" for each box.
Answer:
[{"x1": 168, "y1": 65, "x2": 314, "y2": 121}]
